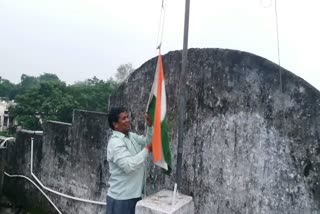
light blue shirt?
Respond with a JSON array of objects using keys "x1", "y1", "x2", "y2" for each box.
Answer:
[{"x1": 107, "y1": 127, "x2": 152, "y2": 200}]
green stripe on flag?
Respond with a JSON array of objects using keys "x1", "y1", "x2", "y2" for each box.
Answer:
[
  {"x1": 147, "y1": 95, "x2": 171, "y2": 174},
  {"x1": 147, "y1": 96, "x2": 156, "y2": 125},
  {"x1": 161, "y1": 117, "x2": 171, "y2": 174}
]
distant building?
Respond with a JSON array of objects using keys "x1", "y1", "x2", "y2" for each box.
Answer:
[{"x1": 0, "y1": 99, "x2": 16, "y2": 132}]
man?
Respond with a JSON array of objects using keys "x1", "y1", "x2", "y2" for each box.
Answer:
[{"x1": 106, "y1": 107, "x2": 152, "y2": 214}]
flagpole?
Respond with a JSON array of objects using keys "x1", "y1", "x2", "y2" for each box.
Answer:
[{"x1": 176, "y1": 0, "x2": 190, "y2": 190}]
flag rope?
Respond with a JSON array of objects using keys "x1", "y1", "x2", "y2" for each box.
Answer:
[
  {"x1": 144, "y1": 1, "x2": 169, "y2": 196},
  {"x1": 156, "y1": 0, "x2": 167, "y2": 53},
  {"x1": 274, "y1": 0, "x2": 282, "y2": 93}
]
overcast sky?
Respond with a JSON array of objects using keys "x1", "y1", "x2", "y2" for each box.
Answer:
[{"x1": 0, "y1": 0, "x2": 319, "y2": 91}]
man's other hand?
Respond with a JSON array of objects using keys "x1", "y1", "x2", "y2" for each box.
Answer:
[
  {"x1": 146, "y1": 143, "x2": 152, "y2": 153},
  {"x1": 145, "y1": 113, "x2": 152, "y2": 127}
]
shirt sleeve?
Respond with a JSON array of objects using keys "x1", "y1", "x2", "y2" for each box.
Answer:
[
  {"x1": 130, "y1": 127, "x2": 153, "y2": 147},
  {"x1": 107, "y1": 137, "x2": 149, "y2": 174}
]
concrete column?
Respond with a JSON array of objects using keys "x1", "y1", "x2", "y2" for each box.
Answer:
[
  {"x1": 0, "y1": 116, "x2": 3, "y2": 132},
  {"x1": 136, "y1": 190, "x2": 194, "y2": 214},
  {"x1": 0, "y1": 148, "x2": 5, "y2": 196}
]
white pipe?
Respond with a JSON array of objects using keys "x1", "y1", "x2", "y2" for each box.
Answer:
[
  {"x1": 0, "y1": 137, "x2": 15, "y2": 148},
  {"x1": 18, "y1": 129, "x2": 43, "y2": 135},
  {"x1": 171, "y1": 183, "x2": 178, "y2": 211},
  {"x1": 31, "y1": 138, "x2": 34, "y2": 173},
  {"x1": 46, "y1": 120, "x2": 72, "y2": 126},
  {"x1": 4, "y1": 172, "x2": 62, "y2": 214},
  {"x1": 30, "y1": 138, "x2": 106, "y2": 205}
]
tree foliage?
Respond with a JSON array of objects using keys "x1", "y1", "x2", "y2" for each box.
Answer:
[
  {"x1": 10, "y1": 81, "x2": 79, "y2": 129},
  {"x1": 5, "y1": 73, "x2": 118, "y2": 130},
  {"x1": 68, "y1": 76, "x2": 118, "y2": 112},
  {"x1": 17, "y1": 74, "x2": 39, "y2": 94},
  {"x1": 115, "y1": 63, "x2": 134, "y2": 82},
  {"x1": 0, "y1": 78, "x2": 16, "y2": 99}
]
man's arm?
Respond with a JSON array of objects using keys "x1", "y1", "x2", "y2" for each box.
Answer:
[
  {"x1": 108, "y1": 138, "x2": 151, "y2": 174},
  {"x1": 130, "y1": 126, "x2": 153, "y2": 147},
  {"x1": 130, "y1": 113, "x2": 153, "y2": 147}
]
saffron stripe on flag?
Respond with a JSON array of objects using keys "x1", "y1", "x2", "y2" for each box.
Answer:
[{"x1": 147, "y1": 54, "x2": 171, "y2": 174}]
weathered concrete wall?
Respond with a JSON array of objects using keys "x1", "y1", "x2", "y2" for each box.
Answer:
[
  {"x1": 111, "y1": 48, "x2": 320, "y2": 214},
  {"x1": 3, "y1": 48, "x2": 320, "y2": 214},
  {"x1": 4, "y1": 132, "x2": 51, "y2": 213},
  {"x1": 0, "y1": 149, "x2": 5, "y2": 196},
  {"x1": 4, "y1": 110, "x2": 110, "y2": 213}
]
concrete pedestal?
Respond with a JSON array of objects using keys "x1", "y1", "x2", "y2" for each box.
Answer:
[{"x1": 136, "y1": 189, "x2": 194, "y2": 214}]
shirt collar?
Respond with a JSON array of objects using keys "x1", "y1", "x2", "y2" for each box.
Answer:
[{"x1": 112, "y1": 130, "x2": 126, "y2": 139}]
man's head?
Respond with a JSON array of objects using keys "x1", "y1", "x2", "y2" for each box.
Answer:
[{"x1": 108, "y1": 107, "x2": 130, "y2": 135}]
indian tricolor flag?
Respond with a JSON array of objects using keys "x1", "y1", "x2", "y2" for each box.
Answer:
[{"x1": 147, "y1": 54, "x2": 171, "y2": 174}]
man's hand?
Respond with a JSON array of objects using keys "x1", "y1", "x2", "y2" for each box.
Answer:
[
  {"x1": 145, "y1": 113, "x2": 152, "y2": 127},
  {"x1": 146, "y1": 143, "x2": 152, "y2": 153}
]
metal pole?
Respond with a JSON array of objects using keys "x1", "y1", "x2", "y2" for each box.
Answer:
[{"x1": 176, "y1": 0, "x2": 190, "y2": 189}]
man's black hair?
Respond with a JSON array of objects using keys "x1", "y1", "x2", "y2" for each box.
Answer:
[{"x1": 108, "y1": 107, "x2": 127, "y2": 130}]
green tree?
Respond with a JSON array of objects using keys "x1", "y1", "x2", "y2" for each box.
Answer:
[
  {"x1": 10, "y1": 81, "x2": 79, "y2": 129},
  {"x1": 0, "y1": 78, "x2": 16, "y2": 100},
  {"x1": 8, "y1": 73, "x2": 118, "y2": 130},
  {"x1": 68, "y1": 76, "x2": 118, "y2": 112},
  {"x1": 18, "y1": 74, "x2": 38, "y2": 93},
  {"x1": 15, "y1": 73, "x2": 63, "y2": 96},
  {"x1": 38, "y1": 73, "x2": 60, "y2": 82},
  {"x1": 115, "y1": 63, "x2": 134, "y2": 82}
]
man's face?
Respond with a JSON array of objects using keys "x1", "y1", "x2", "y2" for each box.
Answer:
[{"x1": 113, "y1": 112, "x2": 130, "y2": 134}]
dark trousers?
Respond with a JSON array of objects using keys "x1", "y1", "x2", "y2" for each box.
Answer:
[{"x1": 106, "y1": 196, "x2": 141, "y2": 214}]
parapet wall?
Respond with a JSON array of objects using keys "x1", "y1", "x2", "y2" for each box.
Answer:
[
  {"x1": 4, "y1": 110, "x2": 110, "y2": 214},
  {"x1": 3, "y1": 48, "x2": 320, "y2": 214},
  {"x1": 111, "y1": 48, "x2": 320, "y2": 214}
]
